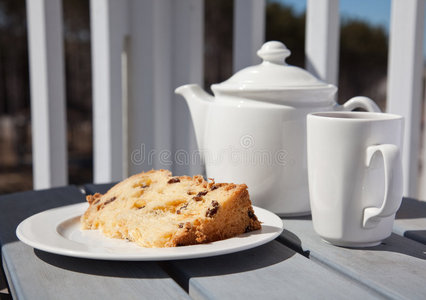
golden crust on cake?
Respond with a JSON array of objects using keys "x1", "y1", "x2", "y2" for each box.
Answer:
[{"x1": 80, "y1": 169, "x2": 261, "y2": 248}]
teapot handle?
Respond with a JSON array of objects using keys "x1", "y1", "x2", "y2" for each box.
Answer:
[{"x1": 337, "y1": 96, "x2": 381, "y2": 112}]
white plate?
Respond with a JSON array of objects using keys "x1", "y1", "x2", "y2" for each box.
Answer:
[{"x1": 16, "y1": 202, "x2": 283, "y2": 261}]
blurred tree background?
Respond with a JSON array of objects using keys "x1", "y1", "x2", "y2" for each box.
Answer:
[
  {"x1": 0, "y1": 0, "x2": 392, "y2": 194},
  {"x1": 0, "y1": 0, "x2": 92, "y2": 193},
  {"x1": 264, "y1": 1, "x2": 388, "y2": 107},
  {"x1": 205, "y1": 0, "x2": 389, "y2": 107}
]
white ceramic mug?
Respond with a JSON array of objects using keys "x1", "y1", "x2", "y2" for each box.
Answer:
[{"x1": 307, "y1": 111, "x2": 404, "y2": 247}]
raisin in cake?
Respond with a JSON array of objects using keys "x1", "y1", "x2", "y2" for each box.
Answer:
[{"x1": 80, "y1": 170, "x2": 261, "y2": 248}]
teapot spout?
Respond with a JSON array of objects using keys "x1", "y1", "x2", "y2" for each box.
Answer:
[{"x1": 175, "y1": 84, "x2": 213, "y2": 151}]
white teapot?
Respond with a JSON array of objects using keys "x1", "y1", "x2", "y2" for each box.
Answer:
[{"x1": 175, "y1": 41, "x2": 379, "y2": 216}]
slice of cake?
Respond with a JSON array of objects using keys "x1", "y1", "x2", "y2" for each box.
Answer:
[{"x1": 80, "y1": 170, "x2": 261, "y2": 248}]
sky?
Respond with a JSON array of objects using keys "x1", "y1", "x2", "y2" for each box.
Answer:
[{"x1": 275, "y1": 0, "x2": 426, "y2": 58}]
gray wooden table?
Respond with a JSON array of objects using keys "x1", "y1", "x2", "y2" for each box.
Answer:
[{"x1": 0, "y1": 184, "x2": 425, "y2": 300}]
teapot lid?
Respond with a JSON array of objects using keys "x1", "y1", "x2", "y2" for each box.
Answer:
[{"x1": 211, "y1": 41, "x2": 335, "y2": 94}]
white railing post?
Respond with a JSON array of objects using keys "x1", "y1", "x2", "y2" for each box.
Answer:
[
  {"x1": 127, "y1": 0, "x2": 204, "y2": 176},
  {"x1": 233, "y1": 0, "x2": 265, "y2": 72},
  {"x1": 126, "y1": 0, "x2": 157, "y2": 176},
  {"x1": 26, "y1": 0, "x2": 67, "y2": 189},
  {"x1": 152, "y1": 0, "x2": 173, "y2": 171},
  {"x1": 90, "y1": 0, "x2": 128, "y2": 183},
  {"x1": 421, "y1": 71, "x2": 426, "y2": 200},
  {"x1": 172, "y1": 0, "x2": 204, "y2": 176},
  {"x1": 387, "y1": 0, "x2": 425, "y2": 198},
  {"x1": 305, "y1": 0, "x2": 340, "y2": 85}
]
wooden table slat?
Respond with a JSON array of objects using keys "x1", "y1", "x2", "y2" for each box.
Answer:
[
  {"x1": 0, "y1": 186, "x2": 85, "y2": 245},
  {"x1": 2, "y1": 185, "x2": 425, "y2": 299},
  {"x1": 0, "y1": 186, "x2": 189, "y2": 300},
  {"x1": 2, "y1": 242, "x2": 189, "y2": 300},
  {"x1": 166, "y1": 241, "x2": 383, "y2": 299},
  {"x1": 280, "y1": 217, "x2": 426, "y2": 300},
  {"x1": 84, "y1": 184, "x2": 380, "y2": 298},
  {"x1": 394, "y1": 197, "x2": 426, "y2": 244},
  {"x1": 83, "y1": 183, "x2": 117, "y2": 196}
]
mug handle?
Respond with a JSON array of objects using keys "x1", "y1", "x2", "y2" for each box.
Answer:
[
  {"x1": 362, "y1": 144, "x2": 403, "y2": 228},
  {"x1": 338, "y1": 96, "x2": 381, "y2": 112}
]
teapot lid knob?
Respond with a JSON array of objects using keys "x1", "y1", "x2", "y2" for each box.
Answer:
[{"x1": 257, "y1": 41, "x2": 291, "y2": 65}]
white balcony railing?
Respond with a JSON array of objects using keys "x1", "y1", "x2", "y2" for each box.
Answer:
[{"x1": 26, "y1": 0, "x2": 425, "y2": 199}]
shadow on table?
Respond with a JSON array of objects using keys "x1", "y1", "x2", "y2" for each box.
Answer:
[
  {"x1": 271, "y1": 197, "x2": 425, "y2": 222},
  {"x1": 331, "y1": 233, "x2": 426, "y2": 260},
  {"x1": 0, "y1": 264, "x2": 10, "y2": 300},
  {"x1": 396, "y1": 198, "x2": 426, "y2": 219},
  {"x1": 277, "y1": 215, "x2": 312, "y2": 258},
  {"x1": 34, "y1": 226, "x2": 299, "y2": 281},
  {"x1": 0, "y1": 187, "x2": 86, "y2": 246},
  {"x1": 162, "y1": 237, "x2": 300, "y2": 291},
  {"x1": 403, "y1": 230, "x2": 426, "y2": 245},
  {"x1": 276, "y1": 228, "x2": 310, "y2": 258},
  {"x1": 0, "y1": 292, "x2": 11, "y2": 300},
  {"x1": 277, "y1": 213, "x2": 426, "y2": 262},
  {"x1": 35, "y1": 250, "x2": 171, "y2": 279},
  {"x1": 395, "y1": 198, "x2": 426, "y2": 244},
  {"x1": 83, "y1": 183, "x2": 117, "y2": 195}
]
